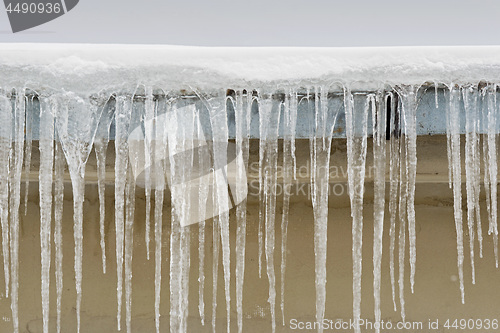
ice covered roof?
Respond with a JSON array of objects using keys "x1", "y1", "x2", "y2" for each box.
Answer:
[{"x1": 1, "y1": 44, "x2": 500, "y2": 94}]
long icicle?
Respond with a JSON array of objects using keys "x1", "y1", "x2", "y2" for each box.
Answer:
[
  {"x1": 258, "y1": 91, "x2": 281, "y2": 333},
  {"x1": 448, "y1": 85, "x2": 465, "y2": 303},
  {"x1": 481, "y1": 87, "x2": 492, "y2": 265},
  {"x1": 399, "y1": 85, "x2": 418, "y2": 295},
  {"x1": 124, "y1": 165, "x2": 136, "y2": 333},
  {"x1": 114, "y1": 95, "x2": 132, "y2": 331},
  {"x1": 144, "y1": 87, "x2": 154, "y2": 261},
  {"x1": 486, "y1": 84, "x2": 499, "y2": 268},
  {"x1": 372, "y1": 92, "x2": 387, "y2": 333},
  {"x1": 234, "y1": 90, "x2": 252, "y2": 333},
  {"x1": 54, "y1": 139, "x2": 65, "y2": 333},
  {"x1": 95, "y1": 99, "x2": 114, "y2": 274},
  {"x1": 154, "y1": 95, "x2": 166, "y2": 333},
  {"x1": 211, "y1": 215, "x2": 220, "y2": 333},
  {"x1": 0, "y1": 93, "x2": 12, "y2": 298},
  {"x1": 463, "y1": 85, "x2": 479, "y2": 283},
  {"x1": 280, "y1": 89, "x2": 297, "y2": 326},
  {"x1": 10, "y1": 88, "x2": 26, "y2": 333},
  {"x1": 344, "y1": 87, "x2": 369, "y2": 333},
  {"x1": 196, "y1": 108, "x2": 208, "y2": 326},
  {"x1": 39, "y1": 96, "x2": 54, "y2": 333},
  {"x1": 311, "y1": 87, "x2": 339, "y2": 333},
  {"x1": 388, "y1": 92, "x2": 400, "y2": 312},
  {"x1": 398, "y1": 131, "x2": 408, "y2": 322},
  {"x1": 23, "y1": 95, "x2": 33, "y2": 216}
]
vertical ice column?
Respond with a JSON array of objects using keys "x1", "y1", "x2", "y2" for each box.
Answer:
[
  {"x1": 153, "y1": 96, "x2": 166, "y2": 333},
  {"x1": 54, "y1": 139, "x2": 65, "y2": 333},
  {"x1": 114, "y1": 95, "x2": 132, "y2": 331},
  {"x1": 10, "y1": 88, "x2": 26, "y2": 333},
  {"x1": 344, "y1": 88, "x2": 369, "y2": 333},
  {"x1": 463, "y1": 85, "x2": 481, "y2": 283},
  {"x1": 95, "y1": 98, "x2": 114, "y2": 274},
  {"x1": 398, "y1": 133, "x2": 408, "y2": 322},
  {"x1": 311, "y1": 87, "x2": 339, "y2": 333},
  {"x1": 258, "y1": 91, "x2": 281, "y2": 333},
  {"x1": 124, "y1": 165, "x2": 136, "y2": 333},
  {"x1": 232, "y1": 90, "x2": 252, "y2": 333},
  {"x1": 447, "y1": 85, "x2": 465, "y2": 303},
  {"x1": 39, "y1": 96, "x2": 54, "y2": 333},
  {"x1": 23, "y1": 95, "x2": 33, "y2": 215},
  {"x1": 211, "y1": 215, "x2": 220, "y2": 333},
  {"x1": 206, "y1": 91, "x2": 231, "y2": 333},
  {"x1": 54, "y1": 92, "x2": 101, "y2": 333},
  {"x1": 485, "y1": 85, "x2": 499, "y2": 267},
  {"x1": 371, "y1": 92, "x2": 386, "y2": 333},
  {"x1": 168, "y1": 101, "x2": 182, "y2": 333},
  {"x1": 0, "y1": 93, "x2": 12, "y2": 299},
  {"x1": 144, "y1": 87, "x2": 155, "y2": 261},
  {"x1": 280, "y1": 89, "x2": 298, "y2": 326},
  {"x1": 398, "y1": 85, "x2": 418, "y2": 295},
  {"x1": 196, "y1": 108, "x2": 208, "y2": 327},
  {"x1": 167, "y1": 97, "x2": 197, "y2": 333},
  {"x1": 388, "y1": 92, "x2": 400, "y2": 312}
]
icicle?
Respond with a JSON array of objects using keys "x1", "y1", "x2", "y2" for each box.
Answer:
[
  {"x1": 39, "y1": 96, "x2": 54, "y2": 333},
  {"x1": 434, "y1": 82, "x2": 439, "y2": 109},
  {"x1": 372, "y1": 92, "x2": 386, "y2": 333},
  {"x1": 179, "y1": 227, "x2": 191, "y2": 333},
  {"x1": 0, "y1": 93, "x2": 11, "y2": 298},
  {"x1": 448, "y1": 85, "x2": 465, "y2": 303},
  {"x1": 258, "y1": 94, "x2": 265, "y2": 280},
  {"x1": 23, "y1": 95, "x2": 33, "y2": 215},
  {"x1": 124, "y1": 166, "x2": 136, "y2": 333},
  {"x1": 481, "y1": 88, "x2": 491, "y2": 262},
  {"x1": 474, "y1": 120, "x2": 483, "y2": 259},
  {"x1": 153, "y1": 96, "x2": 166, "y2": 333},
  {"x1": 486, "y1": 84, "x2": 499, "y2": 268},
  {"x1": 54, "y1": 140, "x2": 65, "y2": 333},
  {"x1": 196, "y1": 104, "x2": 207, "y2": 326},
  {"x1": 257, "y1": 91, "x2": 281, "y2": 333},
  {"x1": 388, "y1": 92, "x2": 400, "y2": 312},
  {"x1": 211, "y1": 215, "x2": 220, "y2": 333},
  {"x1": 234, "y1": 90, "x2": 252, "y2": 333},
  {"x1": 54, "y1": 92, "x2": 101, "y2": 333},
  {"x1": 10, "y1": 88, "x2": 26, "y2": 333},
  {"x1": 205, "y1": 92, "x2": 231, "y2": 333},
  {"x1": 311, "y1": 87, "x2": 339, "y2": 333},
  {"x1": 398, "y1": 133, "x2": 408, "y2": 322},
  {"x1": 144, "y1": 87, "x2": 154, "y2": 261},
  {"x1": 399, "y1": 86, "x2": 418, "y2": 294},
  {"x1": 114, "y1": 95, "x2": 132, "y2": 331},
  {"x1": 445, "y1": 86, "x2": 453, "y2": 189},
  {"x1": 167, "y1": 97, "x2": 196, "y2": 333},
  {"x1": 463, "y1": 85, "x2": 479, "y2": 283},
  {"x1": 344, "y1": 87, "x2": 369, "y2": 333},
  {"x1": 170, "y1": 210, "x2": 182, "y2": 333},
  {"x1": 95, "y1": 99, "x2": 114, "y2": 274},
  {"x1": 280, "y1": 89, "x2": 297, "y2": 326},
  {"x1": 154, "y1": 183, "x2": 164, "y2": 333}
]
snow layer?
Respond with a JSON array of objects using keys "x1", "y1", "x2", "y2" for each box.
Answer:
[{"x1": 1, "y1": 44, "x2": 500, "y2": 93}]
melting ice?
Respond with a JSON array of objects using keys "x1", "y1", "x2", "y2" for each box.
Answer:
[{"x1": 0, "y1": 82, "x2": 498, "y2": 333}]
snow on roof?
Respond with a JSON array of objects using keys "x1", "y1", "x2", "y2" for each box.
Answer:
[{"x1": 1, "y1": 44, "x2": 500, "y2": 94}]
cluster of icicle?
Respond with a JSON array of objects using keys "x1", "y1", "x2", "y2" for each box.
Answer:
[{"x1": 0, "y1": 83, "x2": 498, "y2": 333}]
